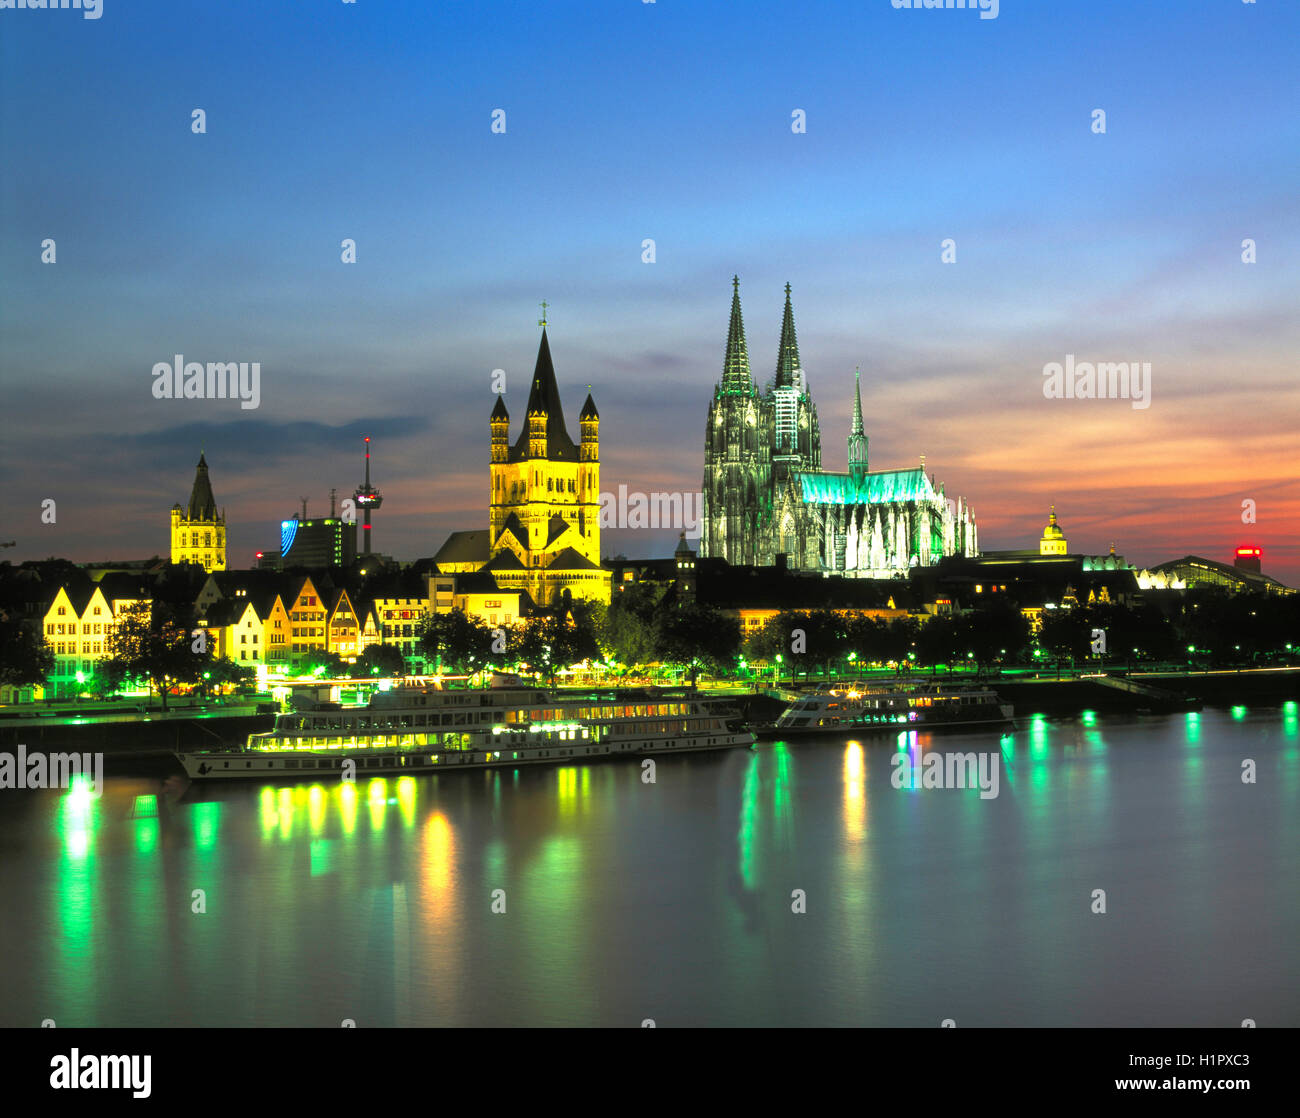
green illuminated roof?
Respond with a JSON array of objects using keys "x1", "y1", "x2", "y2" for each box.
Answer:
[{"x1": 797, "y1": 467, "x2": 937, "y2": 506}]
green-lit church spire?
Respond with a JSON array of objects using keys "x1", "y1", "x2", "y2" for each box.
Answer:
[
  {"x1": 847, "y1": 365, "x2": 868, "y2": 478},
  {"x1": 774, "y1": 282, "x2": 801, "y2": 388},
  {"x1": 721, "y1": 275, "x2": 753, "y2": 394}
]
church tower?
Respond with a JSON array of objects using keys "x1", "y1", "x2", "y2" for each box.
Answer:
[
  {"x1": 486, "y1": 316, "x2": 608, "y2": 605},
  {"x1": 700, "y1": 277, "x2": 771, "y2": 565},
  {"x1": 170, "y1": 453, "x2": 227, "y2": 571},
  {"x1": 766, "y1": 283, "x2": 821, "y2": 483}
]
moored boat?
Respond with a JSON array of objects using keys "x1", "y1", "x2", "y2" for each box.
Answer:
[
  {"x1": 760, "y1": 680, "x2": 1013, "y2": 738},
  {"x1": 175, "y1": 677, "x2": 754, "y2": 781}
]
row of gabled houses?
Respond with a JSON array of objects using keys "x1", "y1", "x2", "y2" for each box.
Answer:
[{"x1": 3, "y1": 565, "x2": 535, "y2": 701}]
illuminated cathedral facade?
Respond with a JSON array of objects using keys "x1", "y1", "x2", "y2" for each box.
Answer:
[{"x1": 699, "y1": 278, "x2": 978, "y2": 577}]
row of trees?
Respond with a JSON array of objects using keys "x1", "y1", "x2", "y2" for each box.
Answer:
[
  {"x1": 4, "y1": 587, "x2": 1296, "y2": 702},
  {"x1": 0, "y1": 603, "x2": 256, "y2": 709}
]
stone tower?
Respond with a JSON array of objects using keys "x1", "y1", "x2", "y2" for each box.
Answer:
[
  {"x1": 699, "y1": 277, "x2": 771, "y2": 564},
  {"x1": 170, "y1": 453, "x2": 227, "y2": 571}
]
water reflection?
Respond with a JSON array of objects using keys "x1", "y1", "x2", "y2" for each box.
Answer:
[{"x1": 2, "y1": 707, "x2": 1296, "y2": 1027}]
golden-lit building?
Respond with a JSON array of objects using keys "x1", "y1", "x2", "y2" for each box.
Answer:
[
  {"x1": 42, "y1": 581, "x2": 148, "y2": 697},
  {"x1": 326, "y1": 589, "x2": 361, "y2": 659},
  {"x1": 1040, "y1": 505, "x2": 1067, "y2": 556},
  {"x1": 436, "y1": 323, "x2": 611, "y2": 607},
  {"x1": 171, "y1": 453, "x2": 227, "y2": 571},
  {"x1": 286, "y1": 576, "x2": 327, "y2": 664}
]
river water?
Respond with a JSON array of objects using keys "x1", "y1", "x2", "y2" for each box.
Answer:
[{"x1": 1, "y1": 704, "x2": 1295, "y2": 1027}]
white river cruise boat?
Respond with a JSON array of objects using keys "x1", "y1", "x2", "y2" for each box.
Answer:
[
  {"x1": 176, "y1": 677, "x2": 755, "y2": 781},
  {"x1": 765, "y1": 680, "x2": 1014, "y2": 738}
]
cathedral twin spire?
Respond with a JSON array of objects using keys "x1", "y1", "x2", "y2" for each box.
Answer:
[
  {"x1": 723, "y1": 276, "x2": 803, "y2": 394},
  {"x1": 721, "y1": 275, "x2": 754, "y2": 392},
  {"x1": 774, "y1": 282, "x2": 801, "y2": 390}
]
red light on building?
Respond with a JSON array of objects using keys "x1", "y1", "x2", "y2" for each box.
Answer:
[
  {"x1": 1234, "y1": 546, "x2": 1262, "y2": 573},
  {"x1": 1236, "y1": 547, "x2": 1261, "y2": 557}
]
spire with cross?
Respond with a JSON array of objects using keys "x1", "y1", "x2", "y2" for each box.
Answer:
[{"x1": 538, "y1": 300, "x2": 549, "y2": 328}]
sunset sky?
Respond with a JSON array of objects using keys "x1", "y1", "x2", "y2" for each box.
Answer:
[{"x1": 2, "y1": 0, "x2": 1297, "y2": 583}]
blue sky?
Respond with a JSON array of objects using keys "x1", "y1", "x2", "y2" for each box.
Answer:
[{"x1": 2, "y1": 0, "x2": 1298, "y2": 580}]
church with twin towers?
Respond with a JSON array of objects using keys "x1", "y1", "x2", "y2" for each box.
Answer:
[{"x1": 699, "y1": 278, "x2": 978, "y2": 577}]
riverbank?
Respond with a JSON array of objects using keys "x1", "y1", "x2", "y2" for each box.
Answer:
[{"x1": 2, "y1": 669, "x2": 1295, "y2": 775}]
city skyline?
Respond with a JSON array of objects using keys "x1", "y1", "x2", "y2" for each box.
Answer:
[{"x1": 2, "y1": 0, "x2": 1297, "y2": 581}]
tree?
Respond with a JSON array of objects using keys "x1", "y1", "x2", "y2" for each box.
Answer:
[
  {"x1": 417, "y1": 608, "x2": 496, "y2": 674},
  {"x1": 1036, "y1": 609, "x2": 1091, "y2": 674},
  {"x1": 656, "y1": 602, "x2": 741, "y2": 685},
  {"x1": 204, "y1": 656, "x2": 255, "y2": 692},
  {"x1": 514, "y1": 610, "x2": 600, "y2": 685},
  {"x1": 360, "y1": 643, "x2": 408, "y2": 677},
  {"x1": 0, "y1": 614, "x2": 54, "y2": 689},
  {"x1": 103, "y1": 602, "x2": 202, "y2": 711},
  {"x1": 964, "y1": 602, "x2": 1031, "y2": 676},
  {"x1": 303, "y1": 649, "x2": 350, "y2": 678},
  {"x1": 598, "y1": 582, "x2": 663, "y2": 667}
]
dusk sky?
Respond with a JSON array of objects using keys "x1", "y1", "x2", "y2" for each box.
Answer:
[{"x1": 2, "y1": 1, "x2": 1297, "y2": 582}]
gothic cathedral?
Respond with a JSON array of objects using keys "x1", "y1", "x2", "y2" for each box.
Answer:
[{"x1": 699, "y1": 278, "x2": 978, "y2": 577}]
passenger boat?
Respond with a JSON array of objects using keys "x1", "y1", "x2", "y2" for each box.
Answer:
[
  {"x1": 762, "y1": 680, "x2": 1013, "y2": 738},
  {"x1": 175, "y1": 676, "x2": 754, "y2": 781}
]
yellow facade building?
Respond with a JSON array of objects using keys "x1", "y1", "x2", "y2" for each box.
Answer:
[
  {"x1": 171, "y1": 454, "x2": 227, "y2": 571},
  {"x1": 42, "y1": 581, "x2": 148, "y2": 697},
  {"x1": 480, "y1": 326, "x2": 610, "y2": 607},
  {"x1": 1040, "y1": 505, "x2": 1068, "y2": 556}
]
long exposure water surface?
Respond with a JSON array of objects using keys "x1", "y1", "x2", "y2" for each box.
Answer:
[{"x1": 1, "y1": 704, "x2": 1296, "y2": 1027}]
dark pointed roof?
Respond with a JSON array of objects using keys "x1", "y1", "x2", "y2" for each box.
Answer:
[
  {"x1": 721, "y1": 275, "x2": 753, "y2": 393},
  {"x1": 433, "y1": 530, "x2": 490, "y2": 565},
  {"x1": 185, "y1": 454, "x2": 219, "y2": 521},
  {"x1": 512, "y1": 328, "x2": 577, "y2": 460},
  {"x1": 496, "y1": 514, "x2": 529, "y2": 551},
  {"x1": 546, "y1": 514, "x2": 572, "y2": 546},
  {"x1": 546, "y1": 547, "x2": 602, "y2": 571},
  {"x1": 774, "y1": 282, "x2": 801, "y2": 389},
  {"x1": 580, "y1": 392, "x2": 598, "y2": 421},
  {"x1": 491, "y1": 394, "x2": 509, "y2": 421},
  {"x1": 482, "y1": 549, "x2": 526, "y2": 571}
]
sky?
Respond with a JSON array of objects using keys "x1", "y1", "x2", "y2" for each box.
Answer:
[{"x1": 2, "y1": 0, "x2": 1298, "y2": 584}]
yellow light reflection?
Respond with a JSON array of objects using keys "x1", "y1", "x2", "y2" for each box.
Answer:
[
  {"x1": 308, "y1": 785, "x2": 326, "y2": 835},
  {"x1": 843, "y1": 741, "x2": 865, "y2": 844},
  {"x1": 396, "y1": 776, "x2": 417, "y2": 829},
  {"x1": 368, "y1": 778, "x2": 387, "y2": 831},
  {"x1": 339, "y1": 781, "x2": 358, "y2": 836}
]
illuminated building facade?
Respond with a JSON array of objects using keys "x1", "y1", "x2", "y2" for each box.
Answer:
[
  {"x1": 41, "y1": 580, "x2": 148, "y2": 697},
  {"x1": 170, "y1": 453, "x2": 226, "y2": 571},
  {"x1": 279, "y1": 515, "x2": 356, "y2": 569},
  {"x1": 1040, "y1": 506, "x2": 1068, "y2": 555},
  {"x1": 438, "y1": 321, "x2": 610, "y2": 607},
  {"x1": 700, "y1": 279, "x2": 978, "y2": 576}
]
